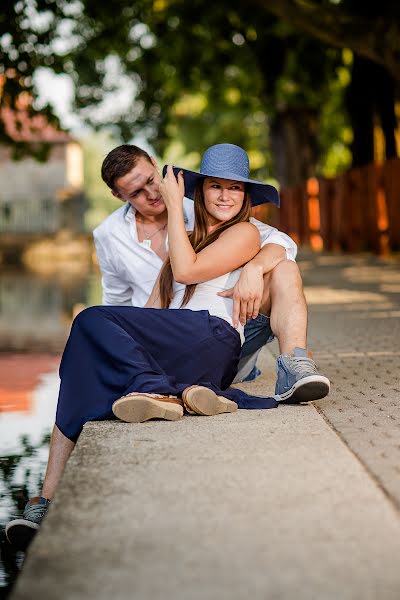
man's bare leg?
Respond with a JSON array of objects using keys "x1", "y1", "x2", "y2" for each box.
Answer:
[
  {"x1": 260, "y1": 260, "x2": 308, "y2": 354},
  {"x1": 260, "y1": 259, "x2": 330, "y2": 402},
  {"x1": 233, "y1": 259, "x2": 307, "y2": 383},
  {"x1": 41, "y1": 425, "x2": 75, "y2": 500},
  {"x1": 6, "y1": 425, "x2": 75, "y2": 549}
]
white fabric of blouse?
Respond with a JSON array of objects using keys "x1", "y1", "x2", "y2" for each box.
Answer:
[
  {"x1": 169, "y1": 268, "x2": 245, "y2": 342},
  {"x1": 93, "y1": 202, "x2": 297, "y2": 308}
]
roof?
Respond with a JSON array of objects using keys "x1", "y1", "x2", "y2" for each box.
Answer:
[{"x1": 1, "y1": 106, "x2": 73, "y2": 143}]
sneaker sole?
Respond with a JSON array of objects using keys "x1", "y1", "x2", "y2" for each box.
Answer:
[
  {"x1": 276, "y1": 375, "x2": 330, "y2": 404},
  {"x1": 5, "y1": 519, "x2": 40, "y2": 551},
  {"x1": 112, "y1": 396, "x2": 183, "y2": 423},
  {"x1": 183, "y1": 386, "x2": 238, "y2": 416}
]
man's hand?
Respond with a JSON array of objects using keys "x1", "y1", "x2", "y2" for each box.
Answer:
[{"x1": 218, "y1": 263, "x2": 264, "y2": 328}]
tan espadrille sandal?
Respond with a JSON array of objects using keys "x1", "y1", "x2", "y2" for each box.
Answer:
[
  {"x1": 112, "y1": 392, "x2": 184, "y2": 423},
  {"x1": 182, "y1": 386, "x2": 238, "y2": 416}
]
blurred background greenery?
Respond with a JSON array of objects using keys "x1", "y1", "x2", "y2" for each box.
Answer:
[
  {"x1": 1, "y1": 6, "x2": 399, "y2": 595},
  {"x1": 1, "y1": 0, "x2": 399, "y2": 229}
]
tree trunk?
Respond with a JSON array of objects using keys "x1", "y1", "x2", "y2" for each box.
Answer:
[
  {"x1": 270, "y1": 108, "x2": 319, "y2": 187},
  {"x1": 345, "y1": 56, "x2": 398, "y2": 168}
]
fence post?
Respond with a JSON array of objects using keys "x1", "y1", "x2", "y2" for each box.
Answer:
[
  {"x1": 331, "y1": 172, "x2": 349, "y2": 251},
  {"x1": 382, "y1": 158, "x2": 400, "y2": 251},
  {"x1": 297, "y1": 183, "x2": 309, "y2": 246},
  {"x1": 364, "y1": 163, "x2": 381, "y2": 253},
  {"x1": 318, "y1": 177, "x2": 334, "y2": 251},
  {"x1": 348, "y1": 167, "x2": 365, "y2": 252}
]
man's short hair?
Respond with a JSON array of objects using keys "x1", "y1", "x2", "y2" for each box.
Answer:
[{"x1": 101, "y1": 144, "x2": 152, "y2": 190}]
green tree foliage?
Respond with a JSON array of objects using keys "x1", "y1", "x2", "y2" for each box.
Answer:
[
  {"x1": 1, "y1": 1, "x2": 398, "y2": 178},
  {"x1": 70, "y1": 1, "x2": 348, "y2": 183},
  {"x1": 81, "y1": 131, "x2": 122, "y2": 230},
  {"x1": 0, "y1": 1, "x2": 70, "y2": 157},
  {"x1": 262, "y1": 0, "x2": 400, "y2": 82}
]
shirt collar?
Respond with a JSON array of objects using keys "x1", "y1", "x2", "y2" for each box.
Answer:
[{"x1": 124, "y1": 203, "x2": 136, "y2": 223}]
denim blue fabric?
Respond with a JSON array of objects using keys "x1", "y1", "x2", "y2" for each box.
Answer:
[
  {"x1": 241, "y1": 313, "x2": 275, "y2": 359},
  {"x1": 242, "y1": 366, "x2": 262, "y2": 382},
  {"x1": 56, "y1": 306, "x2": 278, "y2": 441}
]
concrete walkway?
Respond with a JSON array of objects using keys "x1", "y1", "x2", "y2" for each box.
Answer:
[{"x1": 11, "y1": 252, "x2": 400, "y2": 600}]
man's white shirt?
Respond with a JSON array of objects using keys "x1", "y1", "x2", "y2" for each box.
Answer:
[{"x1": 93, "y1": 201, "x2": 297, "y2": 307}]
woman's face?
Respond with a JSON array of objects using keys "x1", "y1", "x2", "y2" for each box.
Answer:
[{"x1": 202, "y1": 177, "x2": 246, "y2": 226}]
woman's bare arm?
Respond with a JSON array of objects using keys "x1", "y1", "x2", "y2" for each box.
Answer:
[{"x1": 171, "y1": 221, "x2": 260, "y2": 284}]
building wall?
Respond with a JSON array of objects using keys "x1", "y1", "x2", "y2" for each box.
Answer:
[
  {"x1": 0, "y1": 144, "x2": 67, "y2": 199},
  {"x1": 0, "y1": 143, "x2": 85, "y2": 234},
  {"x1": 65, "y1": 142, "x2": 84, "y2": 188}
]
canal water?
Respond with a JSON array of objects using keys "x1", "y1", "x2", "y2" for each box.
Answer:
[{"x1": 0, "y1": 268, "x2": 102, "y2": 599}]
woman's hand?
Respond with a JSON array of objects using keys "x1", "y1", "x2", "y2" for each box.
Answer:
[{"x1": 159, "y1": 164, "x2": 185, "y2": 212}]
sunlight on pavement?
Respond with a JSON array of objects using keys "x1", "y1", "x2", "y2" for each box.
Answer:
[
  {"x1": 342, "y1": 266, "x2": 400, "y2": 284},
  {"x1": 304, "y1": 287, "x2": 388, "y2": 305}
]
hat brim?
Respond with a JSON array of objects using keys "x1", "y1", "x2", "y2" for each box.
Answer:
[{"x1": 162, "y1": 165, "x2": 280, "y2": 208}]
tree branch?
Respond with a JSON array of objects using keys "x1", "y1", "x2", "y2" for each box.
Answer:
[{"x1": 256, "y1": 0, "x2": 400, "y2": 80}]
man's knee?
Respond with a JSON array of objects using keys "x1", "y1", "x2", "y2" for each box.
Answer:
[
  {"x1": 260, "y1": 260, "x2": 303, "y2": 313},
  {"x1": 270, "y1": 259, "x2": 302, "y2": 289}
]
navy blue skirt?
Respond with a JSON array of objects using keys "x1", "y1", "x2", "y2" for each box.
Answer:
[{"x1": 56, "y1": 306, "x2": 277, "y2": 441}]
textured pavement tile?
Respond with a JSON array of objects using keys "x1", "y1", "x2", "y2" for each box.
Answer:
[
  {"x1": 300, "y1": 252, "x2": 400, "y2": 509},
  {"x1": 10, "y1": 251, "x2": 400, "y2": 600}
]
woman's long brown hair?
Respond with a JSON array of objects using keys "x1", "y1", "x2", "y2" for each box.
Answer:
[{"x1": 158, "y1": 181, "x2": 252, "y2": 308}]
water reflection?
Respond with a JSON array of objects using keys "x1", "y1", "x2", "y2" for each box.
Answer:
[
  {"x1": 0, "y1": 270, "x2": 102, "y2": 352},
  {"x1": 0, "y1": 431, "x2": 51, "y2": 596},
  {"x1": 0, "y1": 268, "x2": 101, "y2": 598}
]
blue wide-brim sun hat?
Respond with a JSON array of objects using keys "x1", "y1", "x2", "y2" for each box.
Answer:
[{"x1": 162, "y1": 143, "x2": 280, "y2": 208}]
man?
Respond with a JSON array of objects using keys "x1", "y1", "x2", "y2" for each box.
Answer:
[{"x1": 5, "y1": 144, "x2": 329, "y2": 551}]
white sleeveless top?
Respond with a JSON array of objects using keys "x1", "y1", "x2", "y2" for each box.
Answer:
[{"x1": 169, "y1": 269, "x2": 245, "y2": 343}]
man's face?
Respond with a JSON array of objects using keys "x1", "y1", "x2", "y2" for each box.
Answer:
[{"x1": 113, "y1": 157, "x2": 166, "y2": 217}]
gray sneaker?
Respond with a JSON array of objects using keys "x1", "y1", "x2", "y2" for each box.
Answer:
[
  {"x1": 5, "y1": 496, "x2": 51, "y2": 551},
  {"x1": 275, "y1": 347, "x2": 330, "y2": 403}
]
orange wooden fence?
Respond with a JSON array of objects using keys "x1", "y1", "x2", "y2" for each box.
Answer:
[{"x1": 252, "y1": 158, "x2": 400, "y2": 254}]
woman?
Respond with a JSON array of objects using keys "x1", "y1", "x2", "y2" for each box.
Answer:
[
  {"x1": 111, "y1": 145, "x2": 281, "y2": 422},
  {"x1": 6, "y1": 143, "x2": 278, "y2": 549},
  {"x1": 56, "y1": 143, "x2": 278, "y2": 436}
]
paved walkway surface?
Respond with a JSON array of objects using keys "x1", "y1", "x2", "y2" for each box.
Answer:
[
  {"x1": 11, "y1": 252, "x2": 400, "y2": 600},
  {"x1": 300, "y1": 252, "x2": 400, "y2": 509}
]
